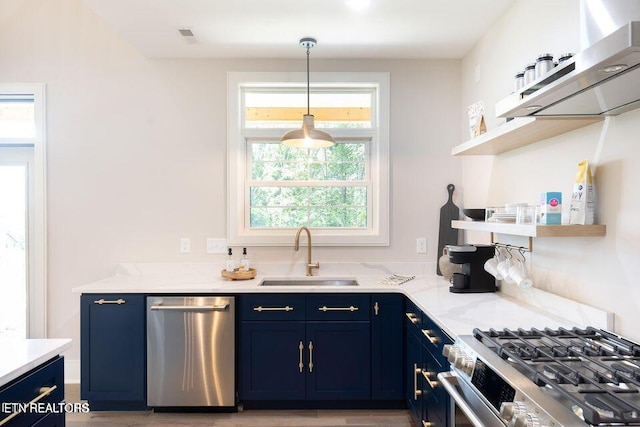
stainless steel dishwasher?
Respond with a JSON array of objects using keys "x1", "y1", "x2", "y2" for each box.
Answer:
[{"x1": 147, "y1": 296, "x2": 235, "y2": 407}]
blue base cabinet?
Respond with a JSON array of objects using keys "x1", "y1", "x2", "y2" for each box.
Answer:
[
  {"x1": 239, "y1": 294, "x2": 391, "y2": 404},
  {"x1": 0, "y1": 356, "x2": 65, "y2": 427},
  {"x1": 80, "y1": 294, "x2": 146, "y2": 410},
  {"x1": 306, "y1": 321, "x2": 370, "y2": 400},
  {"x1": 405, "y1": 298, "x2": 453, "y2": 427},
  {"x1": 371, "y1": 294, "x2": 404, "y2": 400},
  {"x1": 240, "y1": 321, "x2": 306, "y2": 400}
]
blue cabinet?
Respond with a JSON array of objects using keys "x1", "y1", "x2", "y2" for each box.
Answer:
[
  {"x1": 80, "y1": 294, "x2": 146, "y2": 409},
  {"x1": 306, "y1": 321, "x2": 370, "y2": 400},
  {"x1": 240, "y1": 321, "x2": 306, "y2": 400},
  {"x1": 406, "y1": 328, "x2": 424, "y2": 420},
  {"x1": 0, "y1": 356, "x2": 65, "y2": 427},
  {"x1": 239, "y1": 294, "x2": 374, "y2": 402},
  {"x1": 371, "y1": 294, "x2": 404, "y2": 400},
  {"x1": 405, "y1": 299, "x2": 453, "y2": 427},
  {"x1": 239, "y1": 294, "x2": 306, "y2": 401}
]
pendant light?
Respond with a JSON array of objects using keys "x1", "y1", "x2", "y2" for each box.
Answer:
[{"x1": 281, "y1": 38, "x2": 335, "y2": 148}]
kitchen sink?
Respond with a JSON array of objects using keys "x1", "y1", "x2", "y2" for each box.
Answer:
[{"x1": 259, "y1": 279, "x2": 359, "y2": 287}]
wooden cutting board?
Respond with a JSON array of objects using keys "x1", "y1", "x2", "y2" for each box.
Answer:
[{"x1": 436, "y1": 184, "x2": 459, "y2": 275}]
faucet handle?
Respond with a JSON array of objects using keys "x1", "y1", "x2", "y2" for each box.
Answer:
[{"x1": 306, "y1": 262, "x2": 320, "y2": 276}]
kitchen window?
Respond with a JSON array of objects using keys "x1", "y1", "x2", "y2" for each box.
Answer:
[{"x1": 227, "y1": 72, "x2": 389, "y2": 246}]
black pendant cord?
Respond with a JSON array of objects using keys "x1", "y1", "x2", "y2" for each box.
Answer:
[{"x1": 306, "y1": 45, "x2": 310, "y2": 115}]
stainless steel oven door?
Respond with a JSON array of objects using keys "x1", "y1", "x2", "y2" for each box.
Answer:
[{"x1": 438, "y1": 372, "x2": 506, "y2": 427}]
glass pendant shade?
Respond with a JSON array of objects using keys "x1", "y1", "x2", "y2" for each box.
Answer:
[{"x1": 281, "y1": 114, "x2": 335, "y2": 148}]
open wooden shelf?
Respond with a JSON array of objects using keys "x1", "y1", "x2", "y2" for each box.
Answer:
[
  {"x1": 451, "y1": 220, "x2": 606, "y2": 238},
  {"x1": 451, "y1": 116, "x2": 603, "y2": 156}
]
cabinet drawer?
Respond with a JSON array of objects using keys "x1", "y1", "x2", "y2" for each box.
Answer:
[
  {"x1": 421, "y1": 344, "x2": 448, "y2": 405},
  {"x1": 0, "y1": 357, "x2": 64, "y2": 427},
  {"x1": 306, "y1": 295, "x2": 370, "y2": 321},
  {"x1": 421, "y1": 315, "x2": 453, "y2": 366},
  {"x1": 240, "y1": 294, "x2": 306, "y2": 321}
]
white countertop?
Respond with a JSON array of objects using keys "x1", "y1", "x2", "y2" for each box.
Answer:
[
  {"x1": 72, "y1": 262, "x2": 612, "y2": 340},
  {"x1": 0, "y1": 339, "x2": 72, "y2": 387}
]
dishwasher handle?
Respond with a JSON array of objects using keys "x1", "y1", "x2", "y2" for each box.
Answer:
[{"x1": 150, "y1": 303, "x2": 229, "y2": 312}]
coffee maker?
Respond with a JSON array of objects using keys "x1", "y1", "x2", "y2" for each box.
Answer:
[{"x1": 447, "y1": 244, "x2": 496, "y2": 293}]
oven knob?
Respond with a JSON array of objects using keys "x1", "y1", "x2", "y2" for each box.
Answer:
[
  {"x1": 442, "y1": 344, "x2": 453, "y2": 358},
  {"x1": 500, "y1": 402, "x2": 516, "y2": 420},
  {"x1": 453, "y1": 355, "x2": 473, "y2": 374},
  {"x1": 510, "y1": 414, "x2": 540, "y2": 427},
  {"x1": 501, "y1": 402, "x2": 528, "y2": 423},
  {"x1": 447, "y1": 346, "x2": 460, "y2": 363}
]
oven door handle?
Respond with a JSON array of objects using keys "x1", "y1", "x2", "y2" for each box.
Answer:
[{"x1": 438, "y1": 371, "x2": 497, "y2": 427}]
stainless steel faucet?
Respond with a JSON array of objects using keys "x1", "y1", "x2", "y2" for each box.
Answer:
[{"x1": 294, "y1": 226, "x2": 319, "y2": 276}]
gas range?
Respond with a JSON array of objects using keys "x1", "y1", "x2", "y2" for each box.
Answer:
[{"x1": 444, "y1": 327, "x2": 640, "y2": 426}]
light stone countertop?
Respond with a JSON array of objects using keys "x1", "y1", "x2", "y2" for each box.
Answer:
[
  {"x1": 0, "y1": 339, "x2": 72, "y2": 387},
  {"x1": 71, "y1": 262, "x2": 612, "y2": 340}
]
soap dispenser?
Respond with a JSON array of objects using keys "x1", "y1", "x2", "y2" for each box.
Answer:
[
  {"x1": 225, "y1": 248, "x2": 235, "y2": 272},
  {"x1": 240, "y1": 247, "x2": 250, "y2": 272}
]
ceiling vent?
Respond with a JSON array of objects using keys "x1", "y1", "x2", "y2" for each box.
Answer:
[{"x1": 178, "y1": 28, "x2": 197, "y2": 44}]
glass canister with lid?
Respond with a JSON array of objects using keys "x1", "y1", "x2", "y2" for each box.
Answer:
[
  {"x1": 514, "y1": 71, "x2": 525, "y2": 92},
  {"x1": 558, "y1": 53, "x2": 574, "y2": 64},
  {"x1": 523, "y1": 63, "x2": 537, "y2": 85},
  {"x1": 535, "y1": 53, "x2": 554, "y2": 78}
]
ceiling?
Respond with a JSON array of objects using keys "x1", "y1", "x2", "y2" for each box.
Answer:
[{"x1": 82, "y1": 0, "x2": 515, "y2": 59}]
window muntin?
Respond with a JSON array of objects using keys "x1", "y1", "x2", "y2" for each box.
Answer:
[{"x1": 248, "y1": 140, "x2": 369, "y2": 229}]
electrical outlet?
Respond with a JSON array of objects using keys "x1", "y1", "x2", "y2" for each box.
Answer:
[
  {"x1": 416, "y1": 237, "x2": 427, "y2": 254},
  {"x1": 206, "y1": 238, "x2": 228, "y2": 254},
  {"x1": 180, "y1": 237, "x2": 191, "y2": 253}
]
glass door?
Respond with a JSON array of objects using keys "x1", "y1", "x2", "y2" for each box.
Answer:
[
  {"x1": 0, "y1": 86, "x2": 43, "y2": 338},
  {"x1": 0, "y1": 148, "x2": 32, "y2": 338}
]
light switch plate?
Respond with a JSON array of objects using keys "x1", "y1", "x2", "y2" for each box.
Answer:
[
  {"x1": 180, "y1": 237, "x2": 191, "y2": 253},
  {"x1": 416, "y1": 237, "x2": 427, "y2": 254},
  {"x1": 206, "y1": 238, "x2": 227, "y2": 254}
]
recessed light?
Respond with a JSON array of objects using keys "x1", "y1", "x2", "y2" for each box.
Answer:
[
  {"x1": 345, "y1": 0, "x2": 371, "y2": 11},
  {"x1": 600, "y1": 64, "x2": 628, "y2": 73},
  {"x1": 525, "y1": 105, "x2": 542, "y2": 111}
]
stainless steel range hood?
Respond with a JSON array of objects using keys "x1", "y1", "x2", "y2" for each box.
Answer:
[{"x1": 496, "y1": 21, "x2": 640, "y2": 118}]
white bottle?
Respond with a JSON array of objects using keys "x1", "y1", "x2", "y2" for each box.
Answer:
[
  {"x1": 240, "y1": 247, "x2": 250, "y2": 272},
  {"x1": 225, "y1": 248, "x2": 235, "y2": 272}
]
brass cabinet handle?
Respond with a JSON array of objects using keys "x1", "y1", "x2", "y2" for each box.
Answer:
[
  {"x1": 374, "y1": 302, "x2": 379, "y2": 316},
  {"x1": 413, "y1": 363, "x2": 422, "y2": 400},
  {"x1": 0, "y1": 385, "x2": 57, "y2": 426},
  {"x1": 253, "y1": 305, "x2": 294, "y2": 312},
  {"x1": 405, "y1": 312, "x2": 419, "y2": 323},
  {"x1": 422, "y1": 421, "x2": 435, "y2": 427},
  {"x1": 93, "y1": 298, "x2": 125, "y2": 305},
  {"x1": 422, "y1": 329, "x2": 439, "y2": 345},
  {"x1": 318, "y1": 305, "x2": 358, "y2": 312},
  {"x1": 422, "y1": 370, "x2": 438, "y2": 389},
  {"x1": 298, "y1": 341, "x2": 304, "y2": 373},
  {"x1": 308, "y1": 341, "x2": 314, "y2": 373}
]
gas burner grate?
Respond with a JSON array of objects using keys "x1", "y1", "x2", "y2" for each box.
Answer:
[{"x1": 473, "y1": 326, "x2": 640, "y2": 425}]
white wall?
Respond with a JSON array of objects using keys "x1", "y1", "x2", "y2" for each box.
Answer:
[
  {"x1": 0, "y1": 0, "x2": 462, "y2": 365},
  {"x1": 460, "y1": 0, "x2": 640, "y2": 341}
]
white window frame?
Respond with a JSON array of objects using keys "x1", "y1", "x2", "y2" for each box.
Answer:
[
  {"x1": 227, "y1": 72, "x2": 389, "y2": 246},
  {"x1": 0, "y1": 84, "x2": 47, "y2": 338}
]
